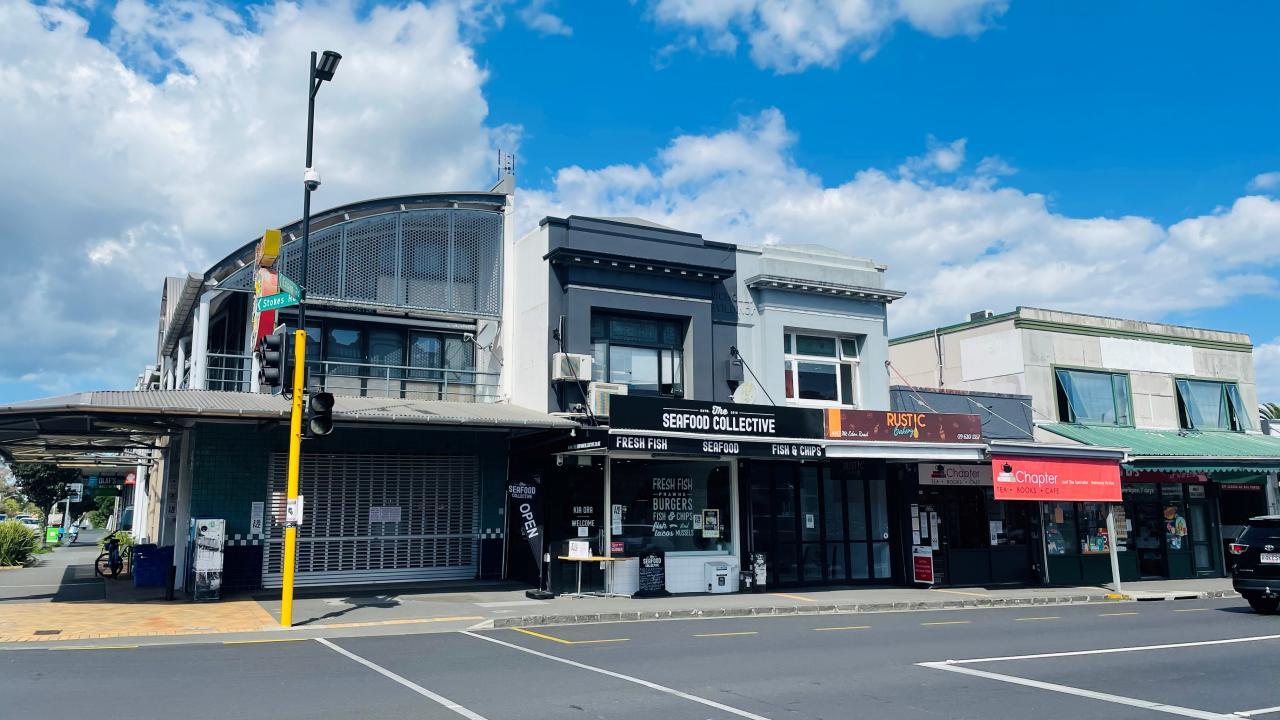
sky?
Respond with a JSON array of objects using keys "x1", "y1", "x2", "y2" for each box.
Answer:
[{"x1": 2, "y1": 0, "x2": 1280, "y2": 404}]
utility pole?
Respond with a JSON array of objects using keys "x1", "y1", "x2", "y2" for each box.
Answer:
[{"x1": 280, "y1": 49, "x2": 341, "y2": 628}]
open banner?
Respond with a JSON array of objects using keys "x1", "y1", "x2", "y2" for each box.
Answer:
[{"x1": 991, "y1": 455, "x2": 1122, "y2": 502}]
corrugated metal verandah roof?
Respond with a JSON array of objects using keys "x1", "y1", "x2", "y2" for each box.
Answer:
[
  {"x1": 0, "y1": 390, "x2": 576, "y2": 468},
  {"x1": 1039, "y1": 422, "x2": 1280, "y2": 475}
]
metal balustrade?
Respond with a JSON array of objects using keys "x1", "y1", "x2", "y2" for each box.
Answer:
[{"x1": 203, "y1": 354, "x2": 498, "y2": 402}]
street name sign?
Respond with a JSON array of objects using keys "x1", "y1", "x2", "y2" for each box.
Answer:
[
  {"x1": 256, "y1": 292, "x2": 299, "y2": 312},
  {"x1": 278, "y1": 273, "x2": 302, "y2": 300}
]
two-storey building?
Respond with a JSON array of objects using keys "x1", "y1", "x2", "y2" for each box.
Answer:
[{"x1": 891, "y1": 307, "x2": 1280, "y2": 583}]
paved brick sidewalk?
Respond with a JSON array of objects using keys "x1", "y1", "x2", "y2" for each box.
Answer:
[{"x1": 0, "y1": 600, "x2": 276, "y2": 643}]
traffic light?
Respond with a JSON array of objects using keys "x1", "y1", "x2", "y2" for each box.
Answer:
[
  {"x1": 256, "y1": 327, "x2": 290, "y2": 390},
  {"x1": 307, "y1": 392, "x2": 335, "y2": 437}
]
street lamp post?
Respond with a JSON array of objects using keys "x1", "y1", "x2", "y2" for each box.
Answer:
[{"x1": 281, "y1": 49, "x2": 341, "y2": 628}]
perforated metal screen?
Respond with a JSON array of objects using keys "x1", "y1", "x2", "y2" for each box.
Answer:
[
  {"x1": 261, "y1": 452, "x2": 480, "y2": 587},
  {"x1": 274, "y1": 208, "x2": 502, "y2": 316}
]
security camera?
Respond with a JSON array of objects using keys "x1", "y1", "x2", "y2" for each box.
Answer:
[{"x1": 303, "y1": 167, "x2": 322, "y2": 191}]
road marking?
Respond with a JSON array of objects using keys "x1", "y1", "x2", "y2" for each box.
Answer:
[
  {"x1": 511, "y1": 628, "x2": 628, "y2": 645},
  {"x1": 1015, "y1": 616, "x2": 1059, "y2": 622},
  {"x1": 0, "y1": 582, "x2": 103, "y2": 588},
  {"x1": 475, "y1": 600, "x2": 546, "y2": 608},
  {"x1": 47, "y1": 645, "x2": 137, "y2": 651},
  {"x1": 928, "y1": 588, "x2": 992, "y2": 598},
  {"x1": 772, "y1": 592, "x2": 817, "y2": 602},
  {"x1": 926, "y1": 633, "x2": 1280, "y2": 665},
  {"x1": 921, "y1": 620, "x2": 971, "y2": 626},
  {"x1": 1174, "y1": 608, "x2": 1210, "y2": 613},
  {"x1": 463, "y1": 631, "x2": 774, "y2": 720},
  {"x1": 1235, "y1": 705, "x2": 1280, "y2": 717},
  {"x1": 693, "y1": 631, "x2": 757, "y2": 638},
  {"x1": 316, "y1": 638, "x2": 489, "y2": 720},
  {"x1": 918, "y1": 662, "x2": 1233, "y2": 719},
  {"x1": 1099, "y1": 611, "x2": 1139, "y2": 617},
  {"x1": 814, "y1": 625, "x2": 870, "y2": 631},
  {"x1": 223, "y1": 638, "x2": 309, "y2": 645}
]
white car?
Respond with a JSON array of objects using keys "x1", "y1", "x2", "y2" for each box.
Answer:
[{"x1": 18, "y1": 517, "x2": 41, "y2": 534}]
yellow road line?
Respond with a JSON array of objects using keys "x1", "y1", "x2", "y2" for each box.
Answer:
[
  {"x1": 1015, "y1": 616, "x2": 1060, "y2": 622},
  {"x1": 510, "y1": 628, "x2": 628, "y2": 645},
  {"x1": 693, "y1": 631, "x2": 758, "y2": 638},
  {"x1": 772, "y1": 593, "x2": 817, "y2": 603},
  {"x1": 921, "y1": 620, "x2": 971, "y2": 626},
  {"x1": 48, "y1": 645, "x2": 138, "y2": 651},
  {"x1": 1099, "y1": 612, "x2": 1139, "y2": 617},
  {"x1": 223, "y1": 638, "x2": 310, "y2": 645},
  {"x1": 814, "y1": 625, "x2": 870, "y2": 631},
  {"x1": 928, "y1": 588, "x2": 992, "y2": 598}
]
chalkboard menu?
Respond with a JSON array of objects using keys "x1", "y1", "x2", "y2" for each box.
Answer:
[{"x1": 635, "y1": 548, "x2": 668, "y2": 597}]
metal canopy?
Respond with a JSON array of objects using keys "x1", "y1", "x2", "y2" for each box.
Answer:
[{"x1": 0, "y1": 412, "x2": 177, "y2": 468}]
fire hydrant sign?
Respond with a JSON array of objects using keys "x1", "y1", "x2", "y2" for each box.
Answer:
[
  {"x1": 991, "y1": 455, "x2": 1122, "y2": 502},
  {"x1": 912, "y1": 546, "x2": 934, "y2": 585}
]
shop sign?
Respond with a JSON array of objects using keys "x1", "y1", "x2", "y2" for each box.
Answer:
[
  {"x1": 912, "y1": 546, "x2": 934, "y2": 585},
  {"x1": 1221, "y1": 483, "x2": 1263, "y2": 492},
  {"x1": 991, "y1": 455, "x2": 1122, "y2": 501},
  {"x1": 824, "y1": 409, "x2": 983, "y2": 443},
  {"x1": 507, "y1": 475, "x2": 544, "y2": 571},
  {"x1": 635, "y1": 548, "x2": 668, "y2": 597},
  {"x1": 917, "y1": 463, "x2": 992, "y2": 486},
  {"x1": 1122, "y1": 470, "x2": 1208, "y2": 484},
  {"x1": 609, "y1": 396, "x2": 824, "y2": 439},
  {"x1": 609, "y1": 433, "x2": 824, "y2": 459},
  {"x1": 1121, "y1": 482, "x2": 1158, "y2": 498}
]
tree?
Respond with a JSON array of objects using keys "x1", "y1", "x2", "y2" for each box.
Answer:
[
  {"x1": 1261, "y1": 402, "x2": 1280, "y2": 420},
  {"x1": 11, "y1": 463, "x2": 80, "y2": 524}
]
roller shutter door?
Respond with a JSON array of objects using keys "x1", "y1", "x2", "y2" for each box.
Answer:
[{"x1": 262, "y1": 452, "x2": 479, "y2": 587}]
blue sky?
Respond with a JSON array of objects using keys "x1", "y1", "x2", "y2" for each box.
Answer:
[{"x1": 2, "y1": 0, "x2": 1280, "y2": 403}]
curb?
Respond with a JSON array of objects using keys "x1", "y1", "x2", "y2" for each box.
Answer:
[{"x1": 490, "y1": 590, "x2": 1241, "y2": 629}]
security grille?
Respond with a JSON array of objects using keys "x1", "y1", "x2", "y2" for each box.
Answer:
[
  {"x1": 261, "y1": 452, "x2": 479, "y2": 587},
  {"x1": 273, "y1": 207, "x2": 502, "y2": 317}
]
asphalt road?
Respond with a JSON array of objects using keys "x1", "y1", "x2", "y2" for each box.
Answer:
[{"x1": 4, "y1": 596, "x2": 1278, "y2": 720}]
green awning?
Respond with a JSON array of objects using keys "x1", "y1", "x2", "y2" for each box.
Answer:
[{"x1": 1041, "y1": 423, "x2": 1280, "y2": 479}]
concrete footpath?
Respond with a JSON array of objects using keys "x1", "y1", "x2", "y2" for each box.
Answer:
[{"x1": 0, "y1": 549, "x2": 1239, "y2": 647}]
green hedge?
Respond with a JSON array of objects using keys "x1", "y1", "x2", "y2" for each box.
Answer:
[{"x1": 0, "y1": 520, "x2": 37, "y2": 566}]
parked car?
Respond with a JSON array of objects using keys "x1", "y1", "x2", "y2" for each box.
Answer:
[
  {"x1": 18, "y1": 517, "x2": 42, "y2": 534},
  {"x1": 1230, "y1": 516, "x2": 1280, "y2": 614}
]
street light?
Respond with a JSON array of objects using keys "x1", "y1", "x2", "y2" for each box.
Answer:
[{"x1": 281, "y1": 49, "x2": 341, "y2": 628}]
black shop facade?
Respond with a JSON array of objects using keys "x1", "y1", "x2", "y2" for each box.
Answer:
[{"x1": 506, "y1": 396, "x2": 992, "y2": 594}]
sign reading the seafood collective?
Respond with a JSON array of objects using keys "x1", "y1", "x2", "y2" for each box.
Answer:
[{"x1": 609, "y1": 397, "x2": 824, "y2": 439}]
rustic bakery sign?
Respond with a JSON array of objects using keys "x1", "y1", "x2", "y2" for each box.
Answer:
[
  {"x1": 609, "y1": 397, "x2": 824, "y2": 439},
  {"x1": 824, "y1": 409, "x2": 983, "y2": 443}
]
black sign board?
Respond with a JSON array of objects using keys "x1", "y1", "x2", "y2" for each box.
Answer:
[
  {"x1": 635, "y1": 548, "x2": 668, "y2": 597},
  {"x1": 609, "y1": 397, "x2": 824, "y2": 439},
  {"x1": 609, "y1": 433, "x2": 824, "y2": 459},
  {"x1": 507, "y1": 475, "x2": 544, "y2": 573}
]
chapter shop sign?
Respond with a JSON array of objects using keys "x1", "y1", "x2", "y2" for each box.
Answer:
[{"x1": 991, "y1": 455, "x2": 1122, "y2": 502}]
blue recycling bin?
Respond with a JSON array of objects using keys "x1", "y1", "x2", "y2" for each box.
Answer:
[{"x1": 132, "y1": 544, "x2": 173, "y2": 587}]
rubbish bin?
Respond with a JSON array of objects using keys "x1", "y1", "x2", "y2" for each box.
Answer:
[{"x1": 132, "y1": 544, "x2": 160, "y2": 587}]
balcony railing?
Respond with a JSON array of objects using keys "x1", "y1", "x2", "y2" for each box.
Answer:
[{"x1": 203, "y1": 354, "x2": 499, "y2": 403}]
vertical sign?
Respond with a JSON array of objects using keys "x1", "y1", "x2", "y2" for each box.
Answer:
[
  {"x1": 507, "y1": 475, "x2": 544, "y2": 572},
  {"x1": 912, "y1": 546, "x2": 934, "y2": 585},
  {"x1": 249, "y1": 501, "x2": 265, "y2": 535}
]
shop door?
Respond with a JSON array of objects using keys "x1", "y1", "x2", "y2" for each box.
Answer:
[
  {"x1": 1187, "y1": 500, "x2": 1217, "y2": 575},
  {"x1": 1131, "y1": 502, "x2": 1167, "y2": 578},
  {"x1": 262, "y1": 452, "x2": 479, "y2": 587}
]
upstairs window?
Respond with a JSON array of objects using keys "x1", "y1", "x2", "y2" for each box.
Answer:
[
  {"x1": 783, "y1": 333, "x2": 860, "y2": 407},
  {"x1": 590, "y1": 313, "x2": 684, "y2": 397},
  {"x1": 1176, "y1": 379, "x2": 1250, "y2": 431},
  {"x1": 1054, "y1": 369, "x2": 1132, "y2": 426}
]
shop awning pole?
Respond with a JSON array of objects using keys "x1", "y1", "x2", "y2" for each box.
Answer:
[{"x1": 1106, "y1": 510, "x2": 1123, "y2": 595}]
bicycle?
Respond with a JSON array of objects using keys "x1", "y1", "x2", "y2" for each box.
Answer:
[{"x1": 95, "y1": 532, "x2": 127, "y2": 578}]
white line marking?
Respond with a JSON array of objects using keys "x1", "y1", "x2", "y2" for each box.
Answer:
[
  {"x1": 1235, "y1": 706, "x2": 1280, "y2": 717},
  {"x1": 315, "y1": 638, "x2": 489, "y2": 720},
  {"x1": 475, "y1": 600, "x2": 546, "y2": 608},
  {"x1": 1, "y1": 582, "x2": 102, "y2": 588},
  {"x1": 936, "y1": 633, "x2": 1280, "y2": 665},
  {"x1": 462, "y1": 631, "x2": 773, "y2": 720},
  {"x1": 918, "y1": 662, "x2": 1234, "y2": 719}
]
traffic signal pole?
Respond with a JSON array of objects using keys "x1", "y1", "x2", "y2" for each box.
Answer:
[{"x1": 280, "y1": 330, "x2": 307, "y2": 627}]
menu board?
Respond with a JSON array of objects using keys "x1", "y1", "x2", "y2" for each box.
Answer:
[{"x1": 636, "y1": 548, "x2": 668, "y2": 597}]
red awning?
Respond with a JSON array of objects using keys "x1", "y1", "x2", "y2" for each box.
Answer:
[{"x1": 991, "y1": 454, "x2": 1122, "y2": 502}]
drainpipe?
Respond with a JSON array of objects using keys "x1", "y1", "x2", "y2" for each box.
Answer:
[
  {"x1": 933, "y1": 328, "x2": 944, "y2": 388},
  {"x1": 176, "y1": 341, "x2": 188, "y2": 390},
  {"x1": 189, "y1": 291, "x2": 216, "y2": 390},
  {"x1": 1267, "y1": 472, "x2": 1280, "y2": 515}
]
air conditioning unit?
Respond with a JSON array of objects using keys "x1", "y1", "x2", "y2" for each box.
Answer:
[
  {"x1": 552, "y1": 352, "x2": 592, "y2": 381},
  {"x1": 587, "y1": 382, "x2": 628, "y2": 418}
]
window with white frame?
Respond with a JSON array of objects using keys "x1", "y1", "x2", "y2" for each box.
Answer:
[{"x1": 783, "y1": 333, "x2": 860, "y2": 407}]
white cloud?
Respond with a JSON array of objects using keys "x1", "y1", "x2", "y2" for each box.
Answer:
[
  {"x1": 899, "y1": 135, "x2": 966, "y2": 177},
  {"x1": 1255, "y1": 339, "x2": 1280, "y2": 405},
  {"x1": 649, "y1": 0, "x2": 1008, "y2": 73},
  {"x1": 518, "y1": 0, "x2": 572, "y2": 36},
  {"x1": 0, "y1": 0, "x2": 507, "y2": 395},
  {"x1": 520, "y1": 108, "x2": 1280, "y2": 336},
  {"x1": 1249, "y1": 171, "x2": 1280, "y2": 192}
]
